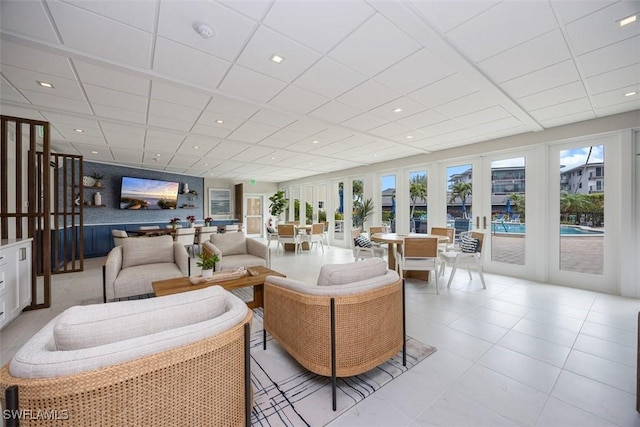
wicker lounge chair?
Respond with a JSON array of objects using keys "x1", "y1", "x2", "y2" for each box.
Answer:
[
  {"x1": 263, "y1": 258, "x2": 405, "y2": 411},
  {"x1": 1, "y1": 287, "x2": 253, "y2": 427}
]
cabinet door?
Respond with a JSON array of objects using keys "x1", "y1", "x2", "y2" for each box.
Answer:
[
  {"x1": 18, "y1": 243, "x2": 31, "y2": 308},
  {"x1": 4, "y1": 248, "x2": 20, "y2": 319}
]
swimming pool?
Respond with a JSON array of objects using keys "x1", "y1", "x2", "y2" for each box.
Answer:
[{"x1": 492, "y1": 223, "x2": 604, "y2": 235}]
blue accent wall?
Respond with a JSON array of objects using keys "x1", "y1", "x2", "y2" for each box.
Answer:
[{"x1": 82, "y1": 162, "x2": 204, "y2": 226}]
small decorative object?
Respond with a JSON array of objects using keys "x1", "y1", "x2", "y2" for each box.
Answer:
[
  {"x1": 195, "y1": 251, "x2": 219, "y2": 279},
  {"x1": 91, "y1": 172, "x2": 103, "y2": 188},
  {"x1": 82, "y1": 176, "x2": 96, "y2": 187},
  {"x1": 186, "y1": 215, "x2": 196, "y2": 227},
  {"x1": 189, "y1": 266, "x2": 247, "y2": 285},
  {"x1": 169, "y1": 217, "x2": 181, "y2": 230},
  {"x1": 204, "y1": 217, "x2": 212, "y2": 226},
  {"x1": 94, "y1": 192, "x2": 102, "y2": 206},
  {"x1": 183, "y1": 183, "x2": 189, "y2": 194},
  {"x1": 189, "y1": 189, "x2": 198, "y2": 196}
]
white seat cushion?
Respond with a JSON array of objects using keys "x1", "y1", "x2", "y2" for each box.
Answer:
[
  {"x1": 122, "y1": 235, "x2": 174, "y2": 268},
  {"x1": 113, "y1": 263, "x2": 183, "y2": 298},
  {"x1": 317, "y1": 258, "x2": 387, "y2": 286},
  {"x1": 221, "y1": 254, "x2": 266, "y2": 271},
  {"x1": 211, "y1": 232, "x2": 247, "y2": 256}
]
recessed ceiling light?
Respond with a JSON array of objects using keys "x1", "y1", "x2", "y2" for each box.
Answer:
[
  {"x1": 312, "y1": 140, "x2": 319, "y2": 144},
  {"x1": 620, "y1": 14, "x2": 636, "y2": 27},
  {"x1": 393, "y1": 108, "x2": 403, "y2": 113},
  {"x1": 270, "y1": 54, "x2": 284, "y2": 64},
  {"x1": 193, "y1": 146, "x2": 199, "y2": 149},
  {"x1": 271, "y1": 157, "x2": 276, "y2": 160},
  {"x1": 624, "y1": 91, "x2": 637, "y2": 97},
  {"x1": 204, "y1": 163, "x2": 208, "y2": 166},
  {"x1": 156, "y1": 153, "x2": 161, "y2": 157},
  {"x1": 74, "y1": 128, "x2": 84, "y2": 133},
  {"x1": 91, "y1": 150, "x2": 98, "y2": 154},
  {"x1": 373, "y1": 153, "x2": 378, "y2": 157},
  {"x1": 405, "y1": 135, "x2": 413, "y2": 139},
  {"x1": 215, "y1": 119, "x2": 224, "y2": 124},
  {"x1": 37, "y1": 81, "x2": 54, "y2": 89}
]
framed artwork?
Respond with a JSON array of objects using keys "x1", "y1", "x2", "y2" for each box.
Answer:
[{"x1": 209, "y1": 188, "x2": 231, "y2": 216}]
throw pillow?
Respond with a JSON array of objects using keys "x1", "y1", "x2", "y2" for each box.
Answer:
[
  {"x1": 354, "y1": 235, "x2": 372, "y2": 248},
  {"x1": 460, "y1": 235, "x2": 479, "y2": 253},
  {"x1": 266, "y1": 226, "x2": 276, "y2": 234}
]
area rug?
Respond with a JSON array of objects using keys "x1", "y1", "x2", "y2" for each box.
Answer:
[{"x1": 249, "y1": 308, "x2": 437, "y2": 426}]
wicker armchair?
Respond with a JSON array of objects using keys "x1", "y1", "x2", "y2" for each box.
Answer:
[
  {"x1": 1, "y1": 287, "x2": 253, "y2": 427},
  {"x1": 263, "y1": 258, "x2": 404, "y2": 411}
]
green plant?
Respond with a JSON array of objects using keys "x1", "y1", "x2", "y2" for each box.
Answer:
[
  {"x1": 90, "y1": 172, "x2": 103, "y2": 180},
  {"x1": 196, "y1": 251, "x2": 219, "y2": 270},
  {"x1": 268, "y1": 190, "x2": 287, "y2": 217},
  {"x1": 353, "y1": 197, "x2": 374, "y2": 230}
]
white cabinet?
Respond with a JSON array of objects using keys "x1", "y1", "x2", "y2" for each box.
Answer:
[{"x1": 0, "y1": 238, "x2": 32, "y2": 330}]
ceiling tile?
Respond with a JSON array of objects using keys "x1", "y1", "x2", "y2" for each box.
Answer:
[
  {"x1": 47, "y1": 0, "x2": 153, "y2": 68},
  {"x1": 157, "y1": 0, "x2": 255, "y2": 61},
  {"x1": 577, "y1": 36, "x2": 640, "y2": 78},
  {"x1": 418, "y1": 119, "x2": 465, "y2": 138},
  {"x1": 84, "y1": 84, "x2": 148, "y2": 112},
  {"x1": 286, "y1": 118, "x2": 327, "y2": 134},
  {"x1": 148, "y1": 98, "x2": 202, "y2": 123},
  {"x1": 230, "y1": 145, "x2": 274, "y2": 162},
  {"x1": 104, "y1": 129, "x2": 145, "y2": 148},
  {"x1": 408, "y1": 73, "x2": 476, "y2": 108},
  {"x1": 0, "y1": 0, "x2": 59, "y2": 42},
  {"x1": 92, "y1": 104, "x2": 147, "y2": 123},
  {"x1": 249, "y1": 109, "x2": 297, "y2": 128},
  {"x1": 478, "y1": 29, "x2": 571, "y2": 83},
  {"x1": 147, "y1": 115, "x2": 194, "y2": 132},
  {"x1": 256, "y1": 138, "x2": 294, "y2": 149},
  {"x1": 517, "y1": 81, "x2": 588, "y2": 111},
  {"x1": 263, "y1": 0, "x2": 374, "y2": 53},
  {"x1": 218, "y1": 65, "x2": 287, "y2": 103},
  {"x1": 309, "y1": 101, "x2": 362, "y2": 123},
  {"x1": 0, "y1": 41, "x2": 75, "y2": 79},
  {"x1": 329, "y1": 13, "x2": 421, "y2": 76},
  {"x1": 435, "y1": 92, "x2": 495, "y2": 118},
  {"x1": 369, "y1": 122, "x2": 412, "y2": 138},
  {"x1": 62, "y1": 0, "x2": 158, "y2": 32},
  {"x1": 268, "y1": 85, "x2": 329, "y2": 114},
  {"x1": 268, "y1": 128, "x2": 307, "y2": 143},
  {"x1": 1, "y1": 106, "x2": 43, "y2": 122},
  {"x1": 190, "y1": 123, "x2": 233, "y2": 139},
  {"x1": 341, "y1": 113, "x2": 390, "y2": 131},
  {"x1": 151, "y1": 81, "x2": 211, "y2": 109},
  {"x1": 293, "y1": 57, "x2": 367, "y2": 99},
  {"x1": 368, "y1": 97, "x2": 427, "y2": 121},
  {"x1": 590, "y1": 85, "x2": 640, "y2": 109},
  {"x1": 595, "y1": 99, "x2": 640, "y2": 116},
  {"x1": 499, "y1": 60, "x2": 580, "y2": 99},
  {"x1": 374, "y1": 48, "x2": 456, "y2": 95},
  {"x1": 219, "y1": 0, "x2": 271, "y2": 21},
  {"x1": 337, "y1": 80, "x2": 400, "y2": 111},
  {"x1": 74, "y1": 60, "x2": 150, "y2": 97},
  {"x1": 585, "y1": 64, "x2": 640, "y2": 94},
  {"x1": 0, "y1": 65, "x2": 85, "y2": 100},
  {"x1": 396, "y1": 109, "x2": 448, "y2": 129},
  {"x1": 236, "y1": 26, "x2": 322, "y2": 83},
  {"x1": 226, "y1": 121, "x2": 280, "y2": 143},
  {"x1": 564, "y1": 2, "x2": 640, "y2": 55},
  {"x1": 446, "y1": 1, "x2": 557, "y2": 62},
  {"x1": 456, "y1": 106, "x2": 512, "y2": 127},
  {"x1": 205, "y1": 95, "x2": 260, "y2": 120},
  {"x1": 20, "y1": 89, "x2": 91, "y2": 114},
  {"x1": 551, "y1": 0, "x2": 615, "y2": 24},
  {"x1": 153, "y1": 38, "x2": 230, "y2": 90},
  {"x1": 537, "y1": 110, "x2": 596, "y2": 128},
  {"x1": 0, "y1": 80, "x2": 29, "y2": 104},
  {"x1": 308, "y1": 127, "x2": 354, "y2": 143},
  {"x1": 409, "y1": 0, "x2": 500, "y2": 33},
  {"x1": 473, "y1": 116, "x2": 525, "y2": 134},
  {"x1": 529, "y1": 98, "x2": 593, "y2": 122}
]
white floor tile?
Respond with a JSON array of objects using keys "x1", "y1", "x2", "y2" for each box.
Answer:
[
  {"x1": 512, "y1": 318, "x2": 579, "y2": 347},
  {"x1": 448, "y1": 316, "x2": 509, "y2": 343},
  {"x1": 497, "y1": 330, "x2": 571, "y2": 368},
  {"x1": 573, "y1": 334, "x2": 636, "y2": 367},
  {"x1": 536, "y1": 397, "x2": 618, "y2": 427},
  {"x1": 580, "y1": 321, "x2": 636, "y2": 348},
  {"x1": 563, "y1": 350, "x2": 635, "y2": 394}
]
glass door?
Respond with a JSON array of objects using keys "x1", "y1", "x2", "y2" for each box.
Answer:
[{"x1": 244, "y1": 194, "x2": 263, "y2": 237}]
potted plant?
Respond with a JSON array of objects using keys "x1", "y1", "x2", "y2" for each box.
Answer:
[
  {"x1": 268, "y1": 190, "x2": 287, "y2": 223},
  {"x1": 204, "y1": 217, "x2": 213, "y2": 226},
  {"x1": 169, "y1": 217, "x2": 181, "y2": 230},
  {"x1": 91, "y1": 172, "x2": 103, "y2": 187},
  {"x1": 186, "y1": 215, "x2": 196, "y2": 227},
  {"x1": 196, "y1": 251, "x2": 219, "y2": 278},
  {"x1": 353, "y1": 197, "x2": 374, "y2": 231}
]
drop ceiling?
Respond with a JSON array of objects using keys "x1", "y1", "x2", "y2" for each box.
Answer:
[{"x1": 1, "y1": 0, "x2": 638, "y2": 183}]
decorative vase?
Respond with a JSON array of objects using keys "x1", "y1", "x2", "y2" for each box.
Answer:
[
  {"x1": 94, "y1": 192, "x2": 102, "y2": 206},
  {"x1": 171, "y1": 223, "x2": 177, "y2": 230},
  {"x1": 183, "y1": 183, "x2": 189, "y2": 194},
  {"x1": 201, "y1": 269, "x2": 213, "y2": 278}
]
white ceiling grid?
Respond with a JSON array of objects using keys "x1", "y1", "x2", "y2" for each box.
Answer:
[{"x1": 0, "y1": 0, "x2": 638, "y2": 183}]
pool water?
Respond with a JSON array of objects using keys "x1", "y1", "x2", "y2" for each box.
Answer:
[{"x1": 492, "y1": 223, "x2": 603, "y2": 235}]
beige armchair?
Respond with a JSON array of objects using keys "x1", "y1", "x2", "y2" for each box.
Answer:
[
  {"x1": 263, "y1": 258, "x2": 404, "y2": 411},
  {"x1": 202, "y1": 231, "x2": 269, "y2": 271},
  {"x1": 1, "y1": 287, "x2": 252, "y2": 427},
  {"x1": 103, "y1": 235, "x2": 189, "y2": 302}
]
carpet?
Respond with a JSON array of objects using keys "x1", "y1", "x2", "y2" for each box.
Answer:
[{"x1": 249, "y1": 309, "x2": 437, "y2": 427}]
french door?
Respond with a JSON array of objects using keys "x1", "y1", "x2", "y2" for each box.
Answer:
[{"x1": 243, "y1": 194, "x2": 264, "y2": 238}]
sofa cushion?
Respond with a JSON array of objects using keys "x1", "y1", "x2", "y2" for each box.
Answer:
[
  {"x1": 317, "y1": 258, "x2": 387, "y2": 286},
  {"x1": 122, "y1": 235, "x2": 174, "y2": 268},
  {"x1": 54, "y1": 287, "x2": 228, "y2": 351},
  {"x1": 113, "y1": 263, "x2": 183, "y2": 298},
  {"x1": 211, "y1": 232, "x2": 247, "y2": 256},
  {"x1": 221, "y1": 254, "x2": 266, "y2": 271}
]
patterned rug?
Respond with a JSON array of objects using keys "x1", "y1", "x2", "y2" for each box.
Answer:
[{"x1": 249, "y1": 309, "x2": 437, "y2": 426}]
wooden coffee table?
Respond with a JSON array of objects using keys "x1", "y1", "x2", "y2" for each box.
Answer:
[{"x1": 152, "y1": 266, "x2": 285, "y2": 309}]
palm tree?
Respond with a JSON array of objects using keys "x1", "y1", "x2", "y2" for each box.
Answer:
[
  {"x1": 560, "y1": 192, "x2": 590, "y2": 213},
  {"x1": 449, "y1": 182, "x2": 472, "y2": 219},
  {"x1": 506, "y1": 192, "x2": 525, "y2": 217},
  {"x1": 409, "y1": 174, "x2": 427, "y2": 219}
]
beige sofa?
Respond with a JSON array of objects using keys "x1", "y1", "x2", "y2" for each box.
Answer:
[
  {"x1": 202, "y1": 232, "x2": 269, "y2": 271},
  {"x1": 263, "y1": 258, "x2": 404, "y2": 411},
  {"x1": 1, "y1": 286, "x2": 253, "y2": 427},
  {"x1": 103, "y1": 235, "x2": 189, "y2": 302}
]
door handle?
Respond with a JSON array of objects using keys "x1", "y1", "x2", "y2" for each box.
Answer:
[
  {"x1": 475, "y1": 216, "x2": 480, "y2": 229},
  {"x1": 483, "y1": 216, "x2": 487, "y2": 230}
]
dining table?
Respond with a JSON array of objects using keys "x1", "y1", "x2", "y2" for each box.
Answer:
[
  {"x1": 128, "y1": 228, "x2": 175, "y2": 237},
  {"x1": 370, "y1": 232, "x2": 450, "y2": 279}
]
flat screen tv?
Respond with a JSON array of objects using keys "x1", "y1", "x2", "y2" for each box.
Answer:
[{"x1": 119, "y1": 176, "x2": 179, "y2": 210}]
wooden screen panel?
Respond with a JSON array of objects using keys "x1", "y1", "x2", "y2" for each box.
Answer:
[{"x1": 0, "y1": 115, "x2": 51, "y2": 310}]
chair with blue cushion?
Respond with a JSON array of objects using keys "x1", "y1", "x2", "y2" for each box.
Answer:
[{"x1": 439, "y1": 231, "x2": 486, "y2": 289}]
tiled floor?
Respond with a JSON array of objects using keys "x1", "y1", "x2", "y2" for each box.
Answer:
[{"x1": 1, "y1": 242, "x2": 639, "y2": 426}]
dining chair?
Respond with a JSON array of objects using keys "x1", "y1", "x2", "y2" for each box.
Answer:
[
  {"x1": 225, "y1": 224, "x2": 241, "y2": 233},
  {"x1": 439, "y1": 231, "x2": 486, "y2": 289},
  {"x1": 395, "y1": 237, "x2": 440, "y2": 293},
  {"x1": 430, "y1": 227, "x2": 455, "y2": 252},
  {"x1": 112, "y1": 230, "x2": 128, "y2": 247},
  {"x1": 351, "y1": 229, "x2": 384, "y2": 261},
  {"x1": 173, "y1": 227, "x2": 197, "y2": 257},
  {"x1": 277, "y1": 224, "x2": 301, "y2": 253},
  {"x1": 304, "y1": 223, "x2": 325, "y2": 252},
  {"x1": 195, "y1": 226, "x2": 217, "y2": 254},
  {"x1": 265, "y1": 222, "x2": 279, "y2": 248}
]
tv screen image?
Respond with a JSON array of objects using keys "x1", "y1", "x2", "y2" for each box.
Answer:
[{"x1": 119, "y1": 177, "x2": 179, "y2": 210}]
